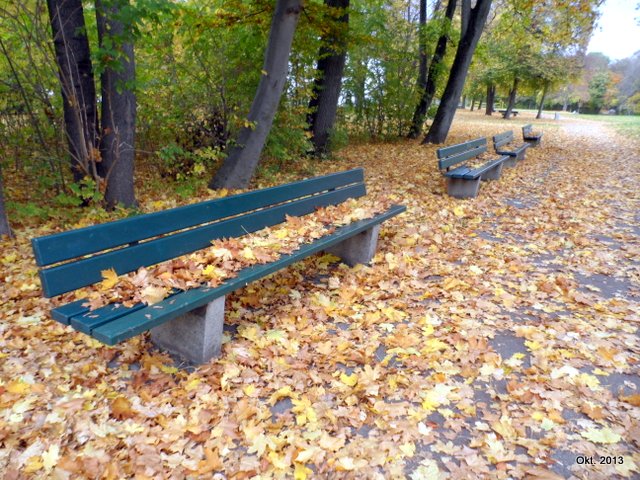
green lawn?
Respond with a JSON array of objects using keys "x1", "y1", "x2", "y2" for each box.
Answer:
[{"x1": 575, "y1": 113, "x2": 640, "y2": 138}]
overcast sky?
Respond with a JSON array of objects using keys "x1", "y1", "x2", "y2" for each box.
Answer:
[{"x1": 587, "y1": 0, "x2": 640, "y2": 60}]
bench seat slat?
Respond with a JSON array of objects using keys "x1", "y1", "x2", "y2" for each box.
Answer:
[
  {"x1": 496, "y1": 143, "x2": 528, "y2": 156},
  {"x1": 463, "y1": 156, "x2": 507, "y2": 179},
  {"x1": 39, "y1": 183, "x2": 367, "y2": 297},
  {"x1": 51, "y1": 299, "x2": 90, "y2": 325},
  {"x1": 32, "y1": 169, "x2": 365, "y2": 267},
  {"x1": 70, "y1": 302, "x2": 148, "y2": 334},
  {"x1": 90, "y1": 205, "x2": 406, "y2": 345},
  {"x1": 444, "y1": 166, "x2": 473, "y2": 179}
]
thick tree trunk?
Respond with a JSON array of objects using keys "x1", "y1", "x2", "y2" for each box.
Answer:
[
  {"x1": 0, "y1": 165, "x2": 12, "y2": 238},
  {"x1": 96, "y1": 0, "x2": 137, "y2": 208},
  {"x1": 536, "y1": 81, "x2": 548, "y2": 119},
  {"x1": 209, "y1": 0, "x2": 302, "y2": 189},
  {"x1": 504, "y1": 77, "x2": 519, "y2": 119},
  {"x1": 307, "y1": 0, "x2": 349, "y2": 156},
  {"x1": 46, "y1": 0, "x2": 98, "y2": 182},
  {"x1": 408, "y1": 0, "x2": 456, "y2": 138},
  {"x1": 470, "y1": 97, "x2": 476, "y2": 111},
  {"x1": 485, "y1": 84, "x2": 495, "y2": 115},
  {"x1": 423, "y1": 0, "x2": 492, "y2": 144}
]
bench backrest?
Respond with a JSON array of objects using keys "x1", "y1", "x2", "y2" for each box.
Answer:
[
  {"x1": 493, "y1": 130, "x2": 514, "y2": 148},
  {"x1": 436, "y1": 137, "x2": 487, "y2": 170},
  {"x1": 522, "y1": 124, "x2": 533, "y2": 135},
  {"x1": 33, "y1": 169, "x2": 366, "y2": 297}
]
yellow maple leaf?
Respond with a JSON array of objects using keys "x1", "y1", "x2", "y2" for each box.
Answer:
[
  {"x1": 453, "y1": 205, "x2": 465, "y2": 217},
  {"x1": 42, "y1": 444, "x2": 59, "y2": 472},
  {"x1": 339, "y1": 372, "x2": 358, "y2": 387},
  {"x1": 241, "y1": 246, "x2": 256, "y2": 260},
  {"x1": 6, "y1": 380, "x2": 30, "y2": 395},
  {"x1": 581, "y1": 427, "x2": 621, "y2": 444},
  {"x1": 100, "y1": 268, "x2": 119, "y2": 289},
  {"x1": 294, "y1": 463, "x2": 313, "y2": 480},
  {"x1": 141, "y1": 285, "x2": 167, "y2": 305}
]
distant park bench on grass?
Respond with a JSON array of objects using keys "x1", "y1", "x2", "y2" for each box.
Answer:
[
  {"x1": 31, "y1": 169, "x2": 405, "y2": 364},
  {"x1": 498, "y1": 109, "x2": 518, "y2": 118},
  {"x1": 522, "y1": 124, "x2": 543, "y2": 146},
  {"x1": 492, "y1": 130, "x2": 530, "y2": 167},
  {"x1": 437, "y1": 137, "x2": 509, "y2": 199}
]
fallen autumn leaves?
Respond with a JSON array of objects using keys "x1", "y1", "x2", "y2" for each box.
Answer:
[{"x1": 0, "y1": 111, "x2": 639, "y2": 478}]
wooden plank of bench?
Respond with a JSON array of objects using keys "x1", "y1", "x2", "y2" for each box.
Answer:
[
  {"x1": 32, "y1": 169, "x2": 365, "y2": 267},
  {"x1": 70, "y1": 302, "x2": 148, "y2": 334},
  {"x1": 51, "y1": 299, "x2": 90, "y2": 325},
  {"x1": 465, "y1": 157, "x2": 506, "y2": 179},
  {"x1": 39, "y1": 183, "x2": 366, "y2": 297},
  {"x1": 91, "y1": 205, "x2": 406, "y2": 345},
  {"x1": 437, "y1": 137, "x2": 485, "y2": 160}
]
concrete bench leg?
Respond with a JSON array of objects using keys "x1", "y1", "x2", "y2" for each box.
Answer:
[
  {"x1": 503, "y1": 155, "x2": 518, "y2": 168},
  {"x1": 326, "y1": 224, "x2": 380, "y2": 266},
  {"x1": 150, "y1": 296, "x2": 225, "y2": 364},
  {"x1": 446, "y1": 177, "x2": 480, "y2": 199},
  {"x1": 482, "y1": 162, "x2": 504, "y2": 181},
  {"x1": 516, "y1": 149, "x2": 526, "y2": 161}
]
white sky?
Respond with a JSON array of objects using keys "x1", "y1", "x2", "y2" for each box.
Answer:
[{"x1": 587, "y1": 0, "x2": 640, "y2": 60}]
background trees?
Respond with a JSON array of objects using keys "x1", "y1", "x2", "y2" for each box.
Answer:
[{"x1": 0, "y1": 0, "x2": 630, "y2": 230}]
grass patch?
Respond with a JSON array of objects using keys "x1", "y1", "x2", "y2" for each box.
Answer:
[{"x1": 574, "y1": 114, "x2": 640, "y2": 138}]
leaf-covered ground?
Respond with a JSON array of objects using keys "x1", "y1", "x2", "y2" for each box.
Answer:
[{"x1": 1, "y1": 111, "x2": 639, "y2": 479}]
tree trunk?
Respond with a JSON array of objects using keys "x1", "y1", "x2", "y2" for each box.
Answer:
[
  {"x1": 0, "y1": 164, "x2": 12, "y2": 238},
  {"x1": 478, "y1": 97, "x2": 483, "y2": 110},
  {"x1": 504, "y1": 77, "x2": 518, "y2": 119},
  {"x1": 209, "y1": 1, "x2": 302, "y2": 189},
  {"x1": 46, "y1": 0, "x2": 98, "y2": 182},
  {"x1": 423, "y1": 0, "x2": 492, "y2": 144},
  {"x1": 408, "y1": 0, "x2": 456, "y2": 138},
  {"x1": 96, "y1": 0, "x2": 137, "y2": 208},
  {"x1": 485, "y1": 84, "x2": 495, "y2": 115},
  {"x1": 470, "y1": 97, "x2": 476, "y2": 111},
  {"x1": 307, "y1": 0, "x2": 349, "y2": 156},
  {"x1": 536, "y1": 81, "x2": 548, "y2": 119}
]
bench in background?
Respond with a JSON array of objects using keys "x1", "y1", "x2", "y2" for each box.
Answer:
[
  {"x1": 522, "y1": 124, "x2": 543, "y2": 146},
  {"x1": 437, "y1": 137, "x2": 509, "y2": 199},
  {"x1": 492, "y1": 130, "x2": 530, "y2": 167},
  {"x1": 32, "y1": 169, "x2": 405, "y2": 364},
  {"x1": 498, "y1": 109, "x2": 518, "y2": 117}
]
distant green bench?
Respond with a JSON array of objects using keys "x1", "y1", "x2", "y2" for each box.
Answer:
[
  {"x1": 522, "y1": 124, "x2": 543, "y2": 146},
  {"x1": 32, "y1": 169, "x2": 405, "y2": 364},
  {"x1": 492, "y1": 130, "x2": 530, "y2": 167},
  {"x1": 498, "y1": 109, "x2": 518, "y2": 118},
  {"x1": 437, "y1": 137, "x2": 509, "y2": 199}
]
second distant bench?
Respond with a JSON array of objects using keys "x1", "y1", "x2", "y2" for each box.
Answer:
[{"x1": 437, "y1": 137, "x2": 509, "y2": 199}]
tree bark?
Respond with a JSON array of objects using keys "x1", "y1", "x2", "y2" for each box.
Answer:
[
  {"x1": 96, "y1": 0, "x2": 137, "y2": 208},
  {"x1": 408, "y1": 0, "x2": 456, "y2": 139},
  {"x1": 209, "y1": 0, "x2": 302, "y2": 189},
  {"x1": 478, "y1": 97, "x2": 483, "y2": 110},
  {"x1": 423, "y1": 0, "x2": 492, "y2": 144},
  {"x1": 485, "y1": 83, "x2": 495, "y2": 115},
  {"x1": 504, "y1": 77, "x2": 518, "y2": 119},
  {"x1": 46, "y1": 0, "x2": 98, "y2": 182},
  {"x1": 470, "y1": 97, "x2": 476, "y2": 111},
  {"x1": 536, "y1": 81, "x2": 548, "y2": 119},
  {"x1": 0, "y1": 164, "x2": 12, "y2": 238},
  {"x1": 307, "y1": 0, "x2": 349, "y2": 156}
]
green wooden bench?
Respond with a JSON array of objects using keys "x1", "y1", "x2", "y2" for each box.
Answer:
[
  {"x1": 32, "y1": 169, "x2": 405, "y2": 364},
  {"x1": 522, "y1": 124, "x2": 543, "y2": 146},
  {"x1": 437, "y1": 137, "x2": 509, "y2": 199},
  {"x1": 498, "y1": 109, "x2": 518, "y2": 118},
  {"x1": 492, "y1": 130, "x2": 530, "y2": 167}
]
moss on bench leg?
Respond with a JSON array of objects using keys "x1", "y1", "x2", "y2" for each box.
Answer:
[
  {"x1": 446, "y1": 177, "x2": 480, "y2": 199},
  {"x1": 481, "y1": 162, "x2": 504, "y2": 181},
  {"x1": 325, "y1": 224, "x2": 380, "y2": 266},
  {"x1": 150, "y1": 296, "x2": 225, "y2": 364}
]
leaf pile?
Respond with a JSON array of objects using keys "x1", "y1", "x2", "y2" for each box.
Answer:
[
  {"x1": 65, "y1": 197, "x2": 393, "y2": 310},
  {"x1": 1, "y1": 111, "x2": 639, "y2": 479}
]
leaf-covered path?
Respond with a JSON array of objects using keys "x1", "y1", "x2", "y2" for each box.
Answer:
[{"x1": 1, "y1": 112, "x2": 639, "y2": 478}]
